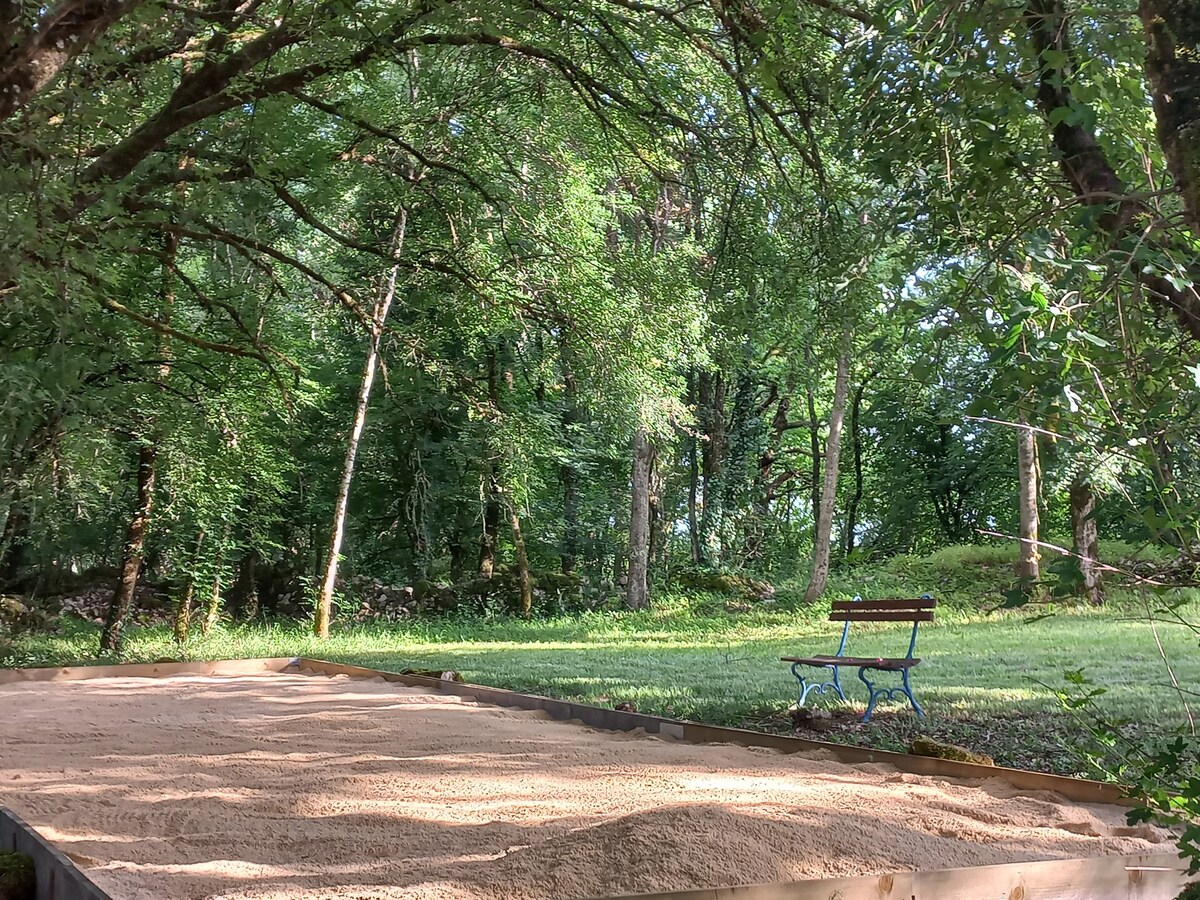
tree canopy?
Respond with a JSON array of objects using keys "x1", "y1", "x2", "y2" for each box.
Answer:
[{"x1": 1, "y1": 0, "x2": 1197, "y2": 641}]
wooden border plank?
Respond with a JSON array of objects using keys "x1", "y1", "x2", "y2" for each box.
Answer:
[
  {"x1": 0, "y1": 657, "x2": 296, "y2": 685},
  {"x1": 592, "y1": 853, "x2": 1190, "y2": 900},
  {"x1": 291, "y1": 658, "x2": 1126, "y2": 805},
  {"x1": 1, "y1": 806, "x2": 115, "y2": 900}
]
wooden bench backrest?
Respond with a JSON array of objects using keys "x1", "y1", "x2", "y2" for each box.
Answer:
[{"x1": 829, "y1": 598, "x2": 936, "y2": 623}]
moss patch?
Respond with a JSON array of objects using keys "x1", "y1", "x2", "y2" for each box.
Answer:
[
  {"x1": 909, "y1": 735, "x2": 995, "y2": 766},
  {"x1": 0, "y1": 850, "x2": 35, "y2": 900}
]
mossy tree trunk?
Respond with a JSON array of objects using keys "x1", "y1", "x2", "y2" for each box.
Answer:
[
  {"x1": 509, "y1": 507, "x2": 532, "y2": 618},
  {"x1": 100, "y1": 437, "x2": 157, "y2": 651},
  {"x1": 172, "y1": 529, "x2": 205, "y2": 644}
]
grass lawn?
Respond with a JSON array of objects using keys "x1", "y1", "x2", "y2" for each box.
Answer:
[{"x1": 6, "y1": 579, "x2": 1198, "y2": 778}]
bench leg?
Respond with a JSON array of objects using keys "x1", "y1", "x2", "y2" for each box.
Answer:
[
  {"x1": 857, "y1": 666, "x2": 924, "y2": 723},
  {"x1": 902, "y1": 667, "x2": 924, "y2": 718},
  {"x1": 791, "y1": 662, "x2": 847, "y2": 708}
]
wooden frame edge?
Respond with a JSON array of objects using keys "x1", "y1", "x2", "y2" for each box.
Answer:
[
  {"x1": 589, "y1": 852, "x2": 1190, "y2": 900},
  {"x1": 1, "y1": 806, "x2": 115, "y2": 900}
]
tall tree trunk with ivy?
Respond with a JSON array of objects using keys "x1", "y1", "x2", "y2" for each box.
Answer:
[
  {"x1": 200, "y1": 540, "x2": 224, "y2": 635},
  {"x1": 510, "y1": 507, "x2": 532, "y2": 618},
  {"x1": 172, "y1": 529, "x2": 205, "y2": 644},
  {"x1": 100, "y1": 438, "x2": 157, "y2": 651},
  {"x1": 804, "y1": 342, "x2": 851, "y2": 603}
]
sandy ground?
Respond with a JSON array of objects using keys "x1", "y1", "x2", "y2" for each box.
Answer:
[{"x1": 0, "y1": 673, "x2": 1170, "y2": 900}]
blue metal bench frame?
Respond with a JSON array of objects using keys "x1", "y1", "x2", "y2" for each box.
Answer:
[{"x1": 784, "y1": 594, "x2": 934, "y2": 722}]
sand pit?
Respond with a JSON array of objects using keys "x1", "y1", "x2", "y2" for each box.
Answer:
[{"x1": 0, "y1": 672, "x2": 1169, "y2": 900}]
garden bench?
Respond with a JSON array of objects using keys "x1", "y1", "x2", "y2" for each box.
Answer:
[{"x1": 782, "y1": 595, "x2": 935, "y2": 722}]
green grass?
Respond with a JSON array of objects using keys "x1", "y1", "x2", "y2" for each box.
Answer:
[{"x1": 6, "y1": 579, "x2": 1199, "y2": 777}]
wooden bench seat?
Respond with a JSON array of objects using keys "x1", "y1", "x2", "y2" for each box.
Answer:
[
  {"x1": 781, "y1": 655, "x2": 921, "y2": 670},
  {"x1": 783, "y1": 595, "x2": 936, "y2": 722}
]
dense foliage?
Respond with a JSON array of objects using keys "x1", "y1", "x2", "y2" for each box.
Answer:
[{"x1": 1, "y1": 1, "x2": 1197, "y2": 632}]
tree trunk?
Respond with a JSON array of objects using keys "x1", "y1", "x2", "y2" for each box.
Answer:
[
  {"x1": 200, "y1": 541, "x2": 224, "y2": 635},
  {"x1": 1070, "y1": 477, "x2": 1104, "y2": 605},
  {"x1": 314, "y1": 208, "x2": 407, "y2": 638},
  {"x1": 478, "y1": 345, "x2": 503, "y2": 578},
  {"x1": 100, "y1": 439, "x2": 157, "y2": 652},
  {"x1": 649, "y1": 455, "x2": 669, "y2": 574},
  {"x1": 228, "y1": 548, "x2": 260, "y2": 621},
  {"x1": 805, "y1": 377, "x2": 822, "y2": 539},
  {"x1": 627, "y1": 426, "x2": 653, "y2": 610},
  {"x1": 696, "y1": 370, "x2": 726, "y2": 564},
  {"x1": 842, "y1": 378, "x2": 869, "y2": 559},
  {"x1": 448, "y1": 533, "x2": 466, "y2": 583},
  {"x1": 172, "y1": 529, "x2": 205, "y2": 645},
  {"x1": 510, "y1": 508, "x2": 532, "y2": 618},
  {"x1": 1140, "y1": 0, "x2": 1200, "y2": 236},
  {"x1": 804, "y1": 343, "x2": 851, "y2": 603},
  {"x1": 0, "y1": 491, "x2": 28, "y2": 588},
  {"x1": 1016, "y1": 417, "x2": 1041, "y2": 585},
  {"x1": 687, "y1": 370, "x2": 701, "y2": 563},
  {"x1": 560, "y1": 341, "x2": 581, "y2": 574}
]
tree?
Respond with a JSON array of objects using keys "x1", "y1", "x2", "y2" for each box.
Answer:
[
  {"x1": 1016, "y1": 418, "x2": 1041, "y2": 587},
  {"x1": 804, "y1": 334, "x2": 851, "y2": 602},
  {"x1": 627, "y1": 426, "x2": 654, "y2": 610}
]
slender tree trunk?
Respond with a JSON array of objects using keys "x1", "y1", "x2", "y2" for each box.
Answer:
[
  {"x1": 172, "y1": 529, "x2": 205, "y2": 645},
  {"x1": 1016, "y1": 416, "x2": 1041, "y2": 585},
  {"x1": 560, "y1": 342, "x2": 581, "y2": 574},
  {"x1": 100, "y1": 440, "x2": 157, "y2": 651},
  {"x1": 449, "y1": 533, "x2": 466, "y2": 583},
  {"x1": 1070, "y1": 477, "x2": 1104, "y2": 605},
  {"x1": 200, "y1": 541, "x2": 224, "y2": 635},
  {"x1": 804, "y1": 343, "x2": 851, "y2": 603},
  {"x1": 314, "y1": 209, "x2": 407, "y2": 638},
  {"x1": 649, "y1": 456, "x2": 669, "y2": 573},
  {"x1": 696, "y1": 370, "x2": 726, "y2": 564},
  {"x1": 229, "y1": 548, "x2": 260, "y2": 621},
  {"x1": 805, "y1": 378, "x2": 822, "y2": 539},
  {"x1": 479, "y1": 347, "x2": 503, "y2": 578},
  {"x1": 101, "y1": 201, "x2": 181, "y2": 651},
  {"x1": 627, "y1": 426, "x2": 653, "y2": 609},
  {"x1": 510, "y1": 508, "x2": 532, "y2": 618},
  {"x1": 843, "y1": 373, "x2": 876, "y2": 559},
  {"x1": 687, "y1": 372, "x2": 701, "y2": 563}
]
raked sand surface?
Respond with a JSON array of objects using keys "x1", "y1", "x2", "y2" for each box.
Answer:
[{"x1": 0, "y1": 672, "x2": 1171, "y2": 899}]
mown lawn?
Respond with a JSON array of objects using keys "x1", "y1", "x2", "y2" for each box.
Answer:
[{"x1": 6, "y1": 581, "x2": 1198, "y2": 777}]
